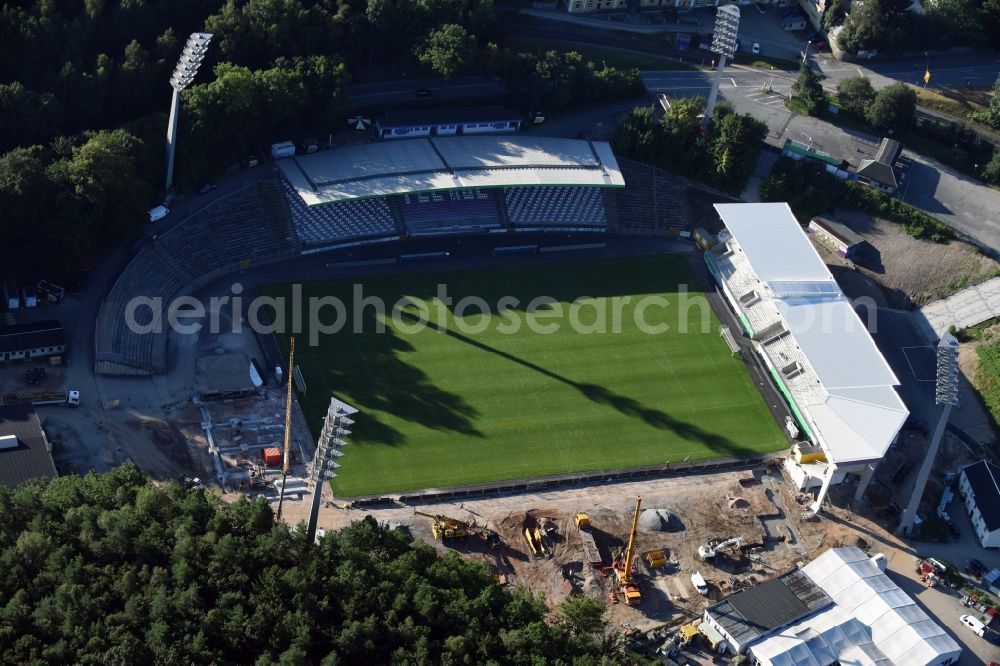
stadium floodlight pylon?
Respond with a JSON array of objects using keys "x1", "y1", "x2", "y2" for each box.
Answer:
[
  {"x1": 165, "y1": 32, "x2": 213, "y2": 194},
  {"x1": 307, "y1": 397, "x2": 359, "y2": 544},
  {"x1": 703, "y1": 5, "x2": 740, "y2": 128}
]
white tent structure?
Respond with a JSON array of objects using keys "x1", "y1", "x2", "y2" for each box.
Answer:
[{"x1": 751, "y1": 547, "x2": 962, "y2": 666}]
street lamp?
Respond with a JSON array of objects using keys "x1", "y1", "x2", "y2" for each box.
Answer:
[
  {"x1": 165, "y1": 32, "x2": 213, "y2": 195},
  {"x1": 704, "y1": 5, "x2": 740, "y2": 127}
]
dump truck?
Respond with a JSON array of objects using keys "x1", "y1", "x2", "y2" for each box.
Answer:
[
  {"x1": 1, "y1": 389, "x2": 80, "y2": 407},
  {"x1": 574, "y1": 513, "x2": 604, "y2": 567}
]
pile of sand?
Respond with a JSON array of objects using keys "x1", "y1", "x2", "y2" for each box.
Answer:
[{"x1": 639, "y1": 508, "x2": 683, "y2": 532}]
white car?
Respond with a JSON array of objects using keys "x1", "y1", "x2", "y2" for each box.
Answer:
[
  {"x1": 960, "y1": 614, "x2": 986, "y2": 637},
  {"x1": 149, "y1": 205, "x2": 169, "y2": 222},
  {"x1": 752, "y1": 42, "x2": 761, "y2": 55}
]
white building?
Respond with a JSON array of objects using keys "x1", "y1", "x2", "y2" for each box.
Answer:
[
  {"x1": 707, "y1": 203, "x2": 908, "y2": 511},
  {"x1": 958, "y1": 460, "x2": 1000, "y2": 548},
  {"x1": 751, "y1": 547, "x2": 961, "y2": 666}
]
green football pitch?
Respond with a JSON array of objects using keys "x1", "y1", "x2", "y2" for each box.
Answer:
[{"x1": 261, "y1": 255, "x2": 786, "y2": 496}]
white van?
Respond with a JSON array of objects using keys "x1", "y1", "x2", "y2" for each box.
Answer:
[
  {"x1": 960, "y1": 614, "x2": 985, "y2": 637},
  {"x1": 691, "y1": 571, "x2": 708, "y2": 595},
  {"x1": 270, "y1": 141, "x2": 296, "y2": 160}
]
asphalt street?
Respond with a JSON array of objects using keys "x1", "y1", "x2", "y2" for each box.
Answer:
[{"x1": 346, "y1": 76, "x2": 505, "y2": 109}]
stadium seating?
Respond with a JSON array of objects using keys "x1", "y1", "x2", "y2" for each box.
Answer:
[
  {"x1": 503, "y1": 187, "x2": 608, "y2": 228},
  {"x1": 616, "y1": 158, "x2": 688, "y2": 234},
  {"x1": 95, "y1": 179, "x2": 297, "y2": 376},
  {"x1": 280, "y1": 177, "x2": 400, "y2": 245},
  {"x1": 400, "y1": 189, "x2": 500, "y2": 232}
]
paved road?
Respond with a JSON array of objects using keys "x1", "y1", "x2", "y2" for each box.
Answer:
[
  {"x1": 346, "y1": 76, "x2": 505, "y2": 109},
  {"x1": 822, "y1": 51, "x2": 1000, "y2": 92}
]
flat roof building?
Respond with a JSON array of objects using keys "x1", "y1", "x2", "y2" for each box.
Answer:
[
  {"x1": 0, "y1": 405, "x2": 57, "y2": 487},
  {"x1": 706, "y1": 203, "x2": 907, "y2": 511},
  {"x1": 376, "y1": 106, "x2": 522, "y2": 140},
  {"x1": 0, "y1": 319, "x2": 67, "y2": 362},
  {"x1": 807, "y1": 216, "x2": 867, "y2": 260}
]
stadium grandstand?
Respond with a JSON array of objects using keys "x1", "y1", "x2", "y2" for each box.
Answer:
[
  {"x1": 276, "y1": 136, "x2": 625, "y2": 251},
  {"x1": 705, "y1": 203, "x2": 908, "y2": 513},
  {"x1": 94, "y1": 180, "x2": 297, "y2": 376}
]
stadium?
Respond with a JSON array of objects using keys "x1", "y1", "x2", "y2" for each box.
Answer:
[{"x1": 94, "y1": 134, "x2": 794, "y2": 496}]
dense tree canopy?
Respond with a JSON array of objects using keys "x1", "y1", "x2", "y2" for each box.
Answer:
[
  {"x1": 836, "y1": 0, "x2": 994, "y2": 54},
  {"x1": 0, "y1": 466, "x2": 621, "y2": 665},
  {"x1": 791, "y1": 62, "x2": 826, "y2": 116},
  {"x1": 612, "y1": 100, "x2": 767, "y2": 196},
  {"x1": 835, "y1": 76, "x2": 876, "y2": 116},
  {"x1": 866, "y1": 82, "x2": 916, "y2": 133}
]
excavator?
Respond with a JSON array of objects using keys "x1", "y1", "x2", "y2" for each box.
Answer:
[
  {"x1": 613, "y1": 497, "x2": 642, "y2": 606},
  {"x1": 412, "y1": 509, "x2": 495, "y2": 543},
  {"x1": 698, "y1": 536, "x2": 743, "y2": 560}
]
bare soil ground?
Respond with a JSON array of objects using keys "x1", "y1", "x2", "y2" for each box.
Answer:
[{"x1": 811, "y1": 211, "x2": 999, "y2": 309}]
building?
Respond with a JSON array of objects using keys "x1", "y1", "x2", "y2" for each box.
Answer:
[
  {"x1": 857, "y1": 138, "x2": 903, "y2": 193},
  {"x1": 567, "y1": 0, "x2": 626, "y2": 13},
  {"x1": 376, "y1": 107, "x2": 521, "y2": 140},
  {"x1": 0, "y1": 405, "x2": 57, "y2": 487},
  {"x1": 702, "y1": 569, "x2": 832, "y2": 654},
  {"x1": 958, "y1": 459, "x2": 1000, "y2": 548},
  {"x1": 706, "y1": 203, "x2": 908, "y2": 511},
  {"x1": 704, "y1": 547, "x2": 962, "y2": 666},
  {"x1": 0, "y1": 320, "x2": 67, "y2": 362},
  {"x1": 807, "y1": 216, "x2": 867, "y2": 260},
  {"x1": 781, "y1": 139, "x2": 847, "y2": 170}
]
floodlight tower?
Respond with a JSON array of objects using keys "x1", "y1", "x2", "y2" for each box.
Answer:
[
  {"x1": 306, "y1": 397, "x2": 359, "y2": 544},
  {"x1": 165, "y1": 32, "x2": 213, "y2": 194},
  {"x1": 896, "y1": 332, "x2": 960, "y2": 536},
  {"x1": 703, "y1": 5, "x2": 740, "y2": 128}
]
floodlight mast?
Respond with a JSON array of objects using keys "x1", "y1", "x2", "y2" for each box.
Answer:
[
  {"x1": 896, "y1": 332, "x2": 960, "y2": 536},
  {"x1": 306, "y1": 398, "x2": 359, "y2": 544},
  {"x1": 703, "y1": 5, "x2": 740, "y2": 128},
  {"x1": 165, "y1": 32, "x2": 213, "y2": 194}
]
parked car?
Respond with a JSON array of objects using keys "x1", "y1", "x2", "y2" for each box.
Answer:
[
  {"x1": 752, "y1": 42, "x2": 761, "y2": 55},
  {"x1": 947, "y1": 521, "x2": 960, "y2": 539},
  {"x1": 149, "y1": 205, "x2": 169, "y2": 222},
  {"x1": 961, "y1": 614, "x2": 986, "y2": 637},
  {"x1": 198, "y1": 183, "x2": 217, "y2": 194},
  {"x1": 414, "y1": 88, "x2": 432, "y2": 97},
  {"x1": 965, "y1": 559, "x2": 986, "y2": 577}
]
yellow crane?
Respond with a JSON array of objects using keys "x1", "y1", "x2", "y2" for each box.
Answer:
[
  {"x1": 276, "y1": 337, "x2": 295, "y2": 522},
  {"x1": 615, "y1": 496, "x2": 642, "y2": 605}
]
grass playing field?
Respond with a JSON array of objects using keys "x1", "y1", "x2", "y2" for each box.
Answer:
[{"x1": 261, "y1": 254, "x2": 786, "y2": 496}]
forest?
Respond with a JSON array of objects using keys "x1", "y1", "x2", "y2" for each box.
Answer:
[{"x1": 0, "y1": 466, "x2": 624, "y2": 664}]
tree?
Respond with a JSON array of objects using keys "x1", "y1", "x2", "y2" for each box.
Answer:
[
  {"x1": 866, "y1": 82, "x2": 916, "y2": 132},
  {"x1": 791, "y1": 62, "x2": 826, "y2": 115},
  {"x1": 836, "y1": 0, "x2": 912, "y2": 53},
  {"x1": 415, "y1": 24, "x2": 478, "y2": 78},
  {"x1": 822, "y1": 0, "x2": 846, "y2": 30},
  {"x1": 977, "y1": 74, "x2": 1000, "y2": 130},
  {"x1": 982, "y1": 149, "x2": 1000, "y2": 185},
  {"x1": 559, "y1": 595, "x2": 608, "y2": 636},
  {"x1": 836, "y1": 76, "x2": 876, "y2": 115}
]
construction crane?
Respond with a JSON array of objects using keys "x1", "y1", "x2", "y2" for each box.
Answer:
[
  {"x1": 698, "y1": 536, "x2": 743, "y2": 560},
  {"x1": 275, "y1": 337, "x2": 295, "y2": 522},
  {"x1": 614, "y1": 496, "x2": 642, "y2": 606},
  {"x1": 412, "y1": 510, "x2": 475, "y2": 541}
]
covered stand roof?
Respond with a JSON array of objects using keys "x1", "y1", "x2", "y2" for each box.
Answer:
[
  {"x1": 279, "y1": 136, "x2": 625, "y2": 205},
  {"x1": 713, "y1": 203, "x2": 907, "y2": 465}
]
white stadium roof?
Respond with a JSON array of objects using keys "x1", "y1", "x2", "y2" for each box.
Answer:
[
  {"x1": 278, "y1": 136, "x2": 625, "y2": 205},
  {"x1": 713, "y1": 203, "x2": 907, "y2": 465}
]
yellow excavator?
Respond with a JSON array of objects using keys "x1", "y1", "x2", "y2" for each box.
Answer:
[
  {"x1": 413, "y1": 510, "x2": 475, "y2": 541},
  {"x1": 614, "y1": 497, "x2": 642, "y2": 606}
]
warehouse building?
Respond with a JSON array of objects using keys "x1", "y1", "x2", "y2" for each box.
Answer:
[
  {"x1": 0, "y1": 405, "x2": 57, "y2": 487},
  {"x1": 958, "y1": 459, "x2": 1000, "y2": 548},
  {"x1": 0, "y1": 320, "x2": 67, "y2": 362},
  {"x1": 704, "y1": 547, "x2": 962, "y2": 665},
  {"x1": 706, "y1": 203, "x2": 908, "y2": 512}
]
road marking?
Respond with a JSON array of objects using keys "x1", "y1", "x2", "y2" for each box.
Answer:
[{"x1": 730, "y1": 77, "x2": 737, "y2": 87}]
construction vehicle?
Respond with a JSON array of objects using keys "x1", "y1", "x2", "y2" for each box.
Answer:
[
  {"x1": 645, "y1": 550, "x2": 667, "y2": 569},
  {"x1": 698, "y1": 536, "x2": 743, "y2": 560},
  {"x1": 523, "y1": 526, "x2": 545, "y2": 556},
  {"x1": 413, "y1": 510, "x2": 477, "y2": 541},
  {"x1": 691, "y1": 571, "x2": 709, "y2": 595},
  {"x1": 612, "y1": 497, "x2": 642, "y2": 606},
  {"x1": 1, "y1": 389, "x2": 79, "y2": 407},
  {"x1": 574, "y1": 512, "x2": 603, "y2": 567}
]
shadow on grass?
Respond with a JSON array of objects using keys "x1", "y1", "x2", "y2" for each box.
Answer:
[{"x1": 396, "y1": 309, "x2": 751, "y2": 458}]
